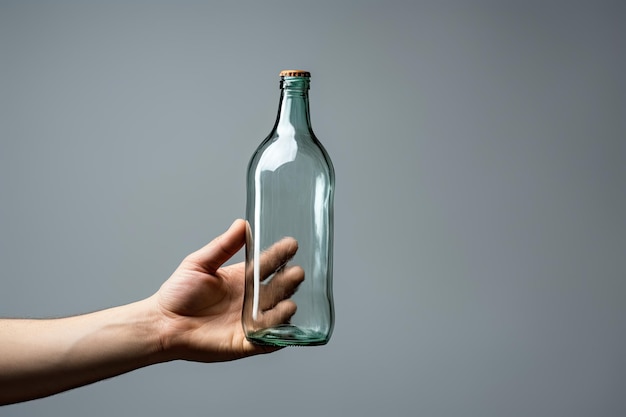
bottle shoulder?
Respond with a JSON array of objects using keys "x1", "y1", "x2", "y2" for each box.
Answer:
[{"x1": 247, "y1": 132, "x2": 334, "y2": 178}]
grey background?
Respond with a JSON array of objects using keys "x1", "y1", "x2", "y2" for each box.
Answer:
[{"x1": 1, "y1": 0, "x2": 624, "y2": 416}]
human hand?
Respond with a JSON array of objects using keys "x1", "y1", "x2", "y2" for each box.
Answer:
[
  {"x1": 153, "y1": 219, "x2": 303, "y2": 362},
  {"x1": 0, "y1": 219, "x2": 304, "y2": 405}
]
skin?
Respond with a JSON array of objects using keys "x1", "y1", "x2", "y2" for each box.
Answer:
[{"x1": 0, "y1": 219, "x2": 303, "y2": 405}]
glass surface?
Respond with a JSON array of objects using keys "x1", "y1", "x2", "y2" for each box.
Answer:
[{"x1": 242, "y1": 74, "x2": 334, "y2": 346}]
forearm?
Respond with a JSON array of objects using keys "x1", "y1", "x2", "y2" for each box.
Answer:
[{"x1": 0, "y1": 298, "x2": 165, "y2": 405}]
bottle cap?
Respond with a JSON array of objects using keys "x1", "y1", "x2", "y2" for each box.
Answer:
[{"x1": 279, "y1": 70, "x2": 311, "y2": 77}]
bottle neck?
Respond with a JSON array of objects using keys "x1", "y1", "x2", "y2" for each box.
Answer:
[{"x1": 274, "y1": 77, "x2": 312, "y2": 135}]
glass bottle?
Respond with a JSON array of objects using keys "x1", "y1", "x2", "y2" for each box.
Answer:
[{"x1": 242, "y1": 70, "x2": 335, "y2": 346}]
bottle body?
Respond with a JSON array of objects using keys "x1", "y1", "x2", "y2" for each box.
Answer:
[{"x1": 242, "y1": 72, "x2": 334, "y2": 346}]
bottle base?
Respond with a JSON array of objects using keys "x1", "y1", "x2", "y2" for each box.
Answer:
[{"x1": 246, "y1": 325, "x2": 329, "y2": 347}]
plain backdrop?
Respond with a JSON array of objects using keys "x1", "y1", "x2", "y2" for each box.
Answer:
[{"x1": 1, "y1": 1, "x2": 624, "y2": 416}]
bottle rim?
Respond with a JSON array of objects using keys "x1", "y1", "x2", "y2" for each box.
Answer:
[{"x1": 279, "y1": 70, "x2": 310, "y2": 78}]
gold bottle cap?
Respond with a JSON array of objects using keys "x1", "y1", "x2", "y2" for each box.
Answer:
[{"x1": 279, "y1": 69, "x2": 311, "y2": 77}]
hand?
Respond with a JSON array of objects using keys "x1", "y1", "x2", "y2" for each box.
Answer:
[
  {"x1": 0, "y1": 219, "x2": 303, "y2": 405},
  {"x1": 153, "y1": 219, "x2": 304, "y2": 362}
]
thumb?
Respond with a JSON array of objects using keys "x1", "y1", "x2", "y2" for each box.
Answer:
[{"x1": 186, "y1": 219, "x2": 246, "y2": 273}]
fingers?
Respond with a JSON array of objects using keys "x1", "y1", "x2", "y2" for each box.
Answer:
[
  {"x1": 258, "y1": 237, "x2": 299, "y2": 279},
  {"x1": 186, "y1": 219, "x2": 246, "y2": 273},
  {"x1": 256, "y1": 300, "x2": 298, "y2": 329},
  {"x1": 244, "y1": 238, "x2": 303, "y2": 332},
  {"x1": 259, "y1": 265, "x2": 304, "y2": 311}
]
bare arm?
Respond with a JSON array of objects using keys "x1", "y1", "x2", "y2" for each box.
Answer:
[
  {"x1": 0, "y1": 219, "x2": 303, "y2": 405},
  {"x1": 0, "y1": 301, "x2": 162, "y2": 404}
]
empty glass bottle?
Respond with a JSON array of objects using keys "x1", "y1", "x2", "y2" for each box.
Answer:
[{"x1": 242, "y1": 70, "x2": 335, "y2": 346}]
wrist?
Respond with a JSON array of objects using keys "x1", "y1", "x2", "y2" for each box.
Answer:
[
  {"x1": 80, "y1": 298, "x2": 168, "y2": 369},
  {"x1": 137, "y1": 295, "x2": 178, "y2": 364},
  {"x1": 145, "y1": 294, "x2": 194, "y2": 363}
]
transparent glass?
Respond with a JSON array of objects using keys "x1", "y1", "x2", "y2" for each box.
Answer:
[{"x1": 242, "y1": 74, "x2": 335, "y2": 346}]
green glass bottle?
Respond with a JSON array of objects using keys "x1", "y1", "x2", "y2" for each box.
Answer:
[{"x1": 242, "y1": 70, "x2": 335, "y2": 346}]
